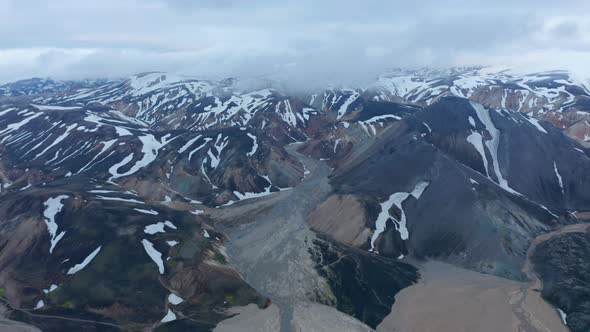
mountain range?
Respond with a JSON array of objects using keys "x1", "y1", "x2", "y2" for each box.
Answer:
[{"x1": 1, "y1": 67, "x2": 590, "y2": 332}]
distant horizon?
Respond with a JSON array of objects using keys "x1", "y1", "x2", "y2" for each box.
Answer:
[
  {"x1": 0, "y1": 65, "x2": 590, "y2": 85},
  {"x1": 1, "y1": 66, "x2": 588, "y2": 93}
]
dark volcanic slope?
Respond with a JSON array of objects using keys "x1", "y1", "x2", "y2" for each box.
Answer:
[
  {"x1": 0, "y1": 182, "x2": 267, "y2": 331},
  {"x1": 532, "y1": 231, "x2": 590, "y2": 332},
  {"x1": 414, "y1": 97, "x2": 590, "y2": 212},
  {"x1": 310, "y1": 234, "x2": 418, "y2": 328},
  {"x1": 326, "y1": 97, "x2": 590, "y2": 279}
]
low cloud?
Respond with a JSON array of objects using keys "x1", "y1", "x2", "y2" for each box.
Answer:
[{"x1": 1, "y1": 0, "x2": 590, "y2": 86}]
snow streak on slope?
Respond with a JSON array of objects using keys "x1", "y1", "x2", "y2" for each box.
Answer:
[
  {"x1": 189, "y1": 137, "x2": 212, "y2": 161},
  {"x1": 134, "y1": 208, "x2": 159, "y2": 215},
  {"x1": 77, "y1": 139, "x2": 118, "y2": 173},
  {"x1": 554, "y1": 161, "x2": 565, "y2": 196},
  {"x1": 43, "y1": 195, "x2": 69, "y2": 254},
  {"x1": 0, "y1": 111, "x2": 42, "y2": 137},
  {"x1": 207, "y1": 134, "x2": 229, "y2": 169},
  {"x1": 45, "y1": 73, "x2": 298, "y2": 131},
  {"x1": 358, "y1": 114, "x2": 402, "y2": 136},
  {"x1": 34, "y1": 124, "x2": 78, "y2": 159},
  {"x1": 0, "y1": 106, "x2": 185, "y2": 184},
  {"x1": 141, "y1": 239, "x2": 165, "y2": 274},
  {"x1": 232, "y1": 175, "x2": 273, "y2": 202},
  {"x1": 558, "y1": 308, "x2": 568, "y2": 325},
  {"x1": 161, "y1": 309, "x2": 177, "y2": 323},
  {"x1": 94, "y1": 195, "x2": 144, "y2": 204},
  {"x1": 168, "y1": 293, "x2": 184, "y2": 305},
  {"x1": 333, "y1": 139, "x2": 340, "y2": 153},
  {"x1": 470, "y1": 102, "x2": 519, "y2": 195},
  {"x1": 178, "y1": 135, "x2": 202, "y2": 154},
  {"x1": 370, "y1": 181, "x2": 430, "y2": 253},
  {"x1": 109, "y1": 134, "x2": 176, "y2": 179},
  {"x1": 466, "y1": 131, "x2": 489, "y2": 177},
  {"x1": 67, "y1": 246, "x2": 102, "y2": 275},
  {"x1": 277, "y1": 100, "x2": 297, "y2": 127},
  {"x1": 246, "y1": 132, "x2": 258, "y2": 157},
  {"x1": 144, "y1": 221, "x2": 176, "y2": 234},
  {"x1": 31, "y1": 104, "x2": 81, "y2": 111},
  {"x1": 34, "y1": 300, "x2": 44, "y2": 310},
  {"x1": 336, "y1": 90, "x2": 360, "y2": 119},
  {"x1": 373, "y1": 75, "x2": 425, "y2": 101}
]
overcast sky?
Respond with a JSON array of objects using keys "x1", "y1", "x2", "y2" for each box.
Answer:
[{"x1": 1, "y1": 0, "x2": 589, "y2": 84}]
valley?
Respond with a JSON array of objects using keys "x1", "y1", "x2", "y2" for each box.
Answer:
[{"x1": 214, "y1": 143, "x2": 337, "y2": 331}]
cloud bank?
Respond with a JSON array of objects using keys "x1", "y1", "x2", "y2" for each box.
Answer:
[{"x1": 1, "y1": 0, "x2": 589, "y2": 85}]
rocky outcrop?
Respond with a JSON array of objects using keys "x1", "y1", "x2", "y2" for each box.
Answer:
[{"x1": 532, "y1": 231, "x2": 590, "y2": 332}]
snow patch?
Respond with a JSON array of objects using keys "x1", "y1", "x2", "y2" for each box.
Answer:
[
  {"x1": 336, "y1": 90, "x2": 359, "y2": 119},
  {"x1": 470, "y1": 102, "x2": 519, "y2": 195},
  {"x1": 134, "y1": 208, "x2": 159, "y2": 215},
  {"x1": 466, "y1": 131, "x2": 489, "y2": 177},
  {"x1": 144, "y1": 221, "x2": 176, "y2": 234},
  {"x1": 95, "y1": 195, "x2": 144, "y2": 204},
  {"x1": 109, "y1": 134, "x2": 176, "y2": 179},
  {"x1": 34, "y1": 300, "x2": 45, "y2": 310},
  {"x1": 34, "y1": 123, "x2": 78, "y2": 159},
  {"x1": 558, "y1": 308, "x2": 567, "y2": 325},
  {"x1": 43, "y1": 195, "x2": 69, "y2": 254},
  {"x1": 370, "y1": 181, "x2": 430, "y2": 251},
  {"x1": 231, "y1": 175, "x2": 275, "y2": 202},
  {"x1": 141, "y1": 239, "x2": 165, "y2": 274},
  {"x1": 246, "y1": 133, "x2": 258, "y2": 157},
  {"x1": 115, "y1": 126, "x2": 132, "y2": 136},
  {"x1": 161, "y1": 309, "x2": 177, "y2": 323},
  {"x1": 31, "y1": 104, "x2": 81, "y2": 111},
  {"x1": 178, "y1": 135, "x2": 202, "y2": 154},
  {"x1": 43, "y1": 284, "x2": 58, "y2": 294},
  {"x1": 0, "y1": 112, "x2": 42, "y2": 136},
  {"x1": 553, "y1": 161, "x2": 565, "y2": 196},
  {"x1": 168, "y1": 293, "x2": 184, "y2": 305},
  {"x1": 333, "y1": 139, "x2": 340, "y2": 153},
  {"x1": 67, "y1": 246, "x2": 102, "y2": 275},
  {"x1": 207, "y1": 134, "x2": 229, "y2": 169},
  {"x1": 77, "y1": 139, "x2": 117, "y2": 173}
]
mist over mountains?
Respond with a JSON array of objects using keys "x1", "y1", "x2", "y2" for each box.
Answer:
[{"x1": 2, "y1": 1, "x2": 590, "y2": 84}]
